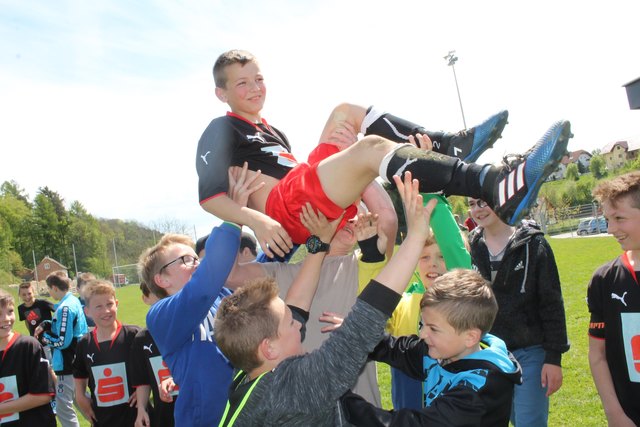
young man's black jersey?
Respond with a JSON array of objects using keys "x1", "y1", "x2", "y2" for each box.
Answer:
[
  {"x1": 587, "y1": 253, "x2": 640, "y2": 424},
  {"x1": 131, "y1": 328, "x2": 177, "y2": 427},
  {"x1": 72, "y1": 323, "x2": 140, "y2": 427},
  {"x1": 17, "y1": 299, "x2": 54, "y2": 337},
  {"x1": 197, "y1": 113, "x2": 296, "y2": 202},
  {"x1": 0, "y1": 333, "x2": 55, "y2": 426}
]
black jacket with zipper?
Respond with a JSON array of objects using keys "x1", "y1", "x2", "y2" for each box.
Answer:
[{"x1": 469, "y1": 221, "x2": 570, "y2": 365}]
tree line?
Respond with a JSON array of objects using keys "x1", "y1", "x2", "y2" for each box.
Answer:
[{"x1": 0, "y1": 180, "x2": 178, "y2": 285}]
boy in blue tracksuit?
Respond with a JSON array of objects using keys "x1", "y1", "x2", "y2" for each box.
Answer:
[
  {"x1": 35, "y1": 270, "x2": 88, "y2": 427},
  {"x1": 139, "y1": 222, "x2": 240, "y2": 427},
  {"x1": 340, "y1": 269, "x2": 522, "y2": 427}
]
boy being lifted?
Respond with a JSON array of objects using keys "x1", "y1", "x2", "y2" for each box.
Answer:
[{"x1": 197, "y1": 49, "x2": 572, "y2": 258}]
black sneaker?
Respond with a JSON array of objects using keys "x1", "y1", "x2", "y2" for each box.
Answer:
[
  {"x1": 441, "y1": 110, "x2": 509, "y2": 162},
  {"x1": 490, "y1": 120, "x2": 572, "y2": 225}
]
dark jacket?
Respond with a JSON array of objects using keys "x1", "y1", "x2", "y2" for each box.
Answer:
[
  {"x1": 469, "y1": 221, "x2": 570, "y2": 365},
  {"x1": 341, "y1": 333, "x2": 522, "y2": 427}
]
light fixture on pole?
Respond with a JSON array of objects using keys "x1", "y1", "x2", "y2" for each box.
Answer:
[{"x1": 443, "y1": 50, "x2": 467, "y2": 129}]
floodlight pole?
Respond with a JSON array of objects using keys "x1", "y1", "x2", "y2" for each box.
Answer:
[{"x1": 444, "y1": 50, "x2": 467, "y2": 129}]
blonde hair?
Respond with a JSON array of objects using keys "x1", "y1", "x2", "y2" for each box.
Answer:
[
  {"x1": 137, "y1": 234, "x2": 194, "y2": 299},
  {"x1": 0, "y1": 289, "x2": 15, "y2": 308},
  {"x1": 82, "y1": 280, "x2": 116, "y2": 306},
  {"x1": 592, "y1": 171, "x2": 640, "y2": 209},
  {"x1": 215, "y1": 278, "x2": 280, "y2": 373}
]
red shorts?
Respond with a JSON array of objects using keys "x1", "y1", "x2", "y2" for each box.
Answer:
[{"x1": 265, "y1": 161, "x2": 358, "y2": 244}]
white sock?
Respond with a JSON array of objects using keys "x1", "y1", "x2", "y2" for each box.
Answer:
[
  {"x1": 361, "y1": 106, "x2": 386, "y2": 135},
  {"x1": 378, "y1": 143, "x2": 413, "y2": 184}
]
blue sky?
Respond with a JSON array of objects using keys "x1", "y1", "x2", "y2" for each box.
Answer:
[{"x1": 1, "y1": 0, "x2": 639, "y2": 238}]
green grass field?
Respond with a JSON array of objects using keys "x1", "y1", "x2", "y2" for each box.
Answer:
[{"x1": 4, "y1": 235, "x2": 620, "y2": 426}]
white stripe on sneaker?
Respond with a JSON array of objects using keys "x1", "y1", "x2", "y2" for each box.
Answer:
[
  {"x1": 507, "y1": 169, "x2": 516, "y2": 200},
  {"x1": 499, "y1": 178, "x2": 506, "y2": 206},
  {"x1": 498, "y1": 163, "x2": 526, "y2": 207},
  {"x1": 516, "y1": 162, "x2": 525, "y2": 191}
]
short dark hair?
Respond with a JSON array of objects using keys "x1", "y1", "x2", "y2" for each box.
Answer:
[
  {"x1": 18, "y1": 282, "x2": 33, "y2": 291},
  {"x1": 139, "y1": 281, "x2": 151, "y2": 298},
  {"x1": 195, "y1": 234, "x2": 209, "y2": 257},
  {"x1": 46, "y1": 271, "x2": 70, "y2": 292},
  {"x1": 420, "y1": 269, "x2": 497, "y2": 334},
  {"x1": 212, "y1": 49, "x2": 257, "y2": 89},
  {"x1": 240, "y1": 232, "x2": 258, "y2": 257}
]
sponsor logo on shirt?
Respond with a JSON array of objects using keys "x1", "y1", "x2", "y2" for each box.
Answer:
[
  {"x1": 621, "y1": 313, "x2": 640, "y2": 382},
  {"x1": 91, "y1": 363, "x2": 130, "y2": 407}
]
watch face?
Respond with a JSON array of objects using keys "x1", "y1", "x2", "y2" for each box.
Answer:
[{"x1": 306, "y1": 236, "x2": 327, "y2": 253}]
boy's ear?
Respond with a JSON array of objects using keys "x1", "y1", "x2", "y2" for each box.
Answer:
[
  {"x1": 258, "y1": 337, "x2": 279, "y2": 362},
  {"x1": 215, "y1": 87, "x2": 228, "y2": 103},
  {"x1": 463, "y1": 328, "x2": 482, "y2": 348},
  {"x1": 153, "y1": 273, "x2": 171, "y2": 290}
]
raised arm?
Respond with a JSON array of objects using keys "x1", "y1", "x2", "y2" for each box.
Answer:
[
  {"x1": 374, "y1": 173, "x2": 437, "y2": 295},
  {"x1": 285, "y1": 204, "x2": 340, "y2": 311},
  {"x1": 361, "y1": 180, "x2": 397, "y2": 260},
  {"x1": 208, "y1": 162, "x2": 293, "y2": 259}
]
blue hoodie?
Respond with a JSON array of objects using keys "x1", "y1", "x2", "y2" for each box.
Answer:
[
  {"x1": 341, "y1": 333, "x2": 523, "y2": 427},
  {"x1": 147, "y1": 222, "x2": 239, "y2": 427}
]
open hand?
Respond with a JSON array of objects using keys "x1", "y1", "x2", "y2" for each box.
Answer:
[
  {"x1": 393, "y1": 172, "x2": 436, "y2": 243},
  {"x1": 353, "y1": 212, "x2": 388, "y2": 255},
  {"x1": 228, "y1": 162, "x2": 266, "y2": 207},
  {"x1": 319, "y1": 311, "x2": 344, "y2": 333},
  {"x1": 299, "y1": 202, "x2": 342, "y2": 245},
  {"x1": 251, "y1": 212, "x2": 293, "y2": 258},
  {"x1": 408, "y1": 133, "x2": 433, "y2": 151}
]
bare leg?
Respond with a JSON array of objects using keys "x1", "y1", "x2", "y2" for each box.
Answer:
[
  {"x1": 316, "y1": 135, "x2": 397, "y2": 209},
  {"x1": 317, "y1": 103, "x2": 367, "y2": 149}
]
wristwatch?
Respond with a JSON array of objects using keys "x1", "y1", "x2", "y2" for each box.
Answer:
[{"x1": 305, "y1": 235, "x2": 330, "y2": 254}]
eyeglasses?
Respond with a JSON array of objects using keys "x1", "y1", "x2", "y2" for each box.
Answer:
[
  {"x1": 469, "y1": 199, "x2": 488, "y2": 209},
  {"x1": 159, "y1": 255, "x2": 199, "y2": 273}
]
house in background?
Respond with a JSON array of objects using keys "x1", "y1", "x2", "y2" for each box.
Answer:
[
  {"x1": 34, "y1": 256, "x2": 68, "y2": 283},
  {"x1": 601, "y1": 137, "x2": 640, "y2": 171},
  {"x1": 547, "y1": 150, "x2": 593, "y2": 180}
]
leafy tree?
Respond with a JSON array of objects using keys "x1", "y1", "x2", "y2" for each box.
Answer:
[
  {"x1": 589, "y1": 154, "x2": 607, "y2": 179},
  {"x1": 0, "y1": 193, "x2": 31, "y2": 274},
  {"x1": 32, "y1": 191, "x2": 70, "y2": 266},
  {"x1": 577, "y1": 161, "x2": 588, "y2": 174},
  {"x1": 566, "y1": 163, "x2": 580, "y2": 181},
  {"x1": 1, "y1": 180, "x2": 31, "y2": 206},
  {"x1": 68, "y1": 201, "x2": 107, "y2": 276}
]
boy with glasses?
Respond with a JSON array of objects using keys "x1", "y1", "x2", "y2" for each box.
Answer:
[{"x1": 137, "y1": 227, "x2": 242, "y2": 427}]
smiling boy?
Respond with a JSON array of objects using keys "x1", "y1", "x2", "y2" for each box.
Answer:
[
  {"x1": 197, "y1": 49, "x2": 571, "y2": 259},
  {"x1": 72, "y1": 280, "x2": 140, "y2": 426},
  {"x1": 340, "y1": 269, "x2": 522, "y2": 426},
  {"x1": 588, "y1": 171, "x2": 640, "y2": 425},
  {"x1": 0, "y1": 289, "x2": 55, "y2": 426},
  {"x1": 17, "y1": 282, "x2": 54, "y2": 338}
]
